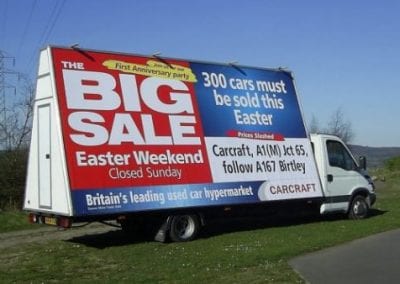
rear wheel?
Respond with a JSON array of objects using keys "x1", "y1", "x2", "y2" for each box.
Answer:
[
  {"x1": 348, "y1": 195, "x2": 369, "y2": 219},
  {"x1": 169, "y1": 214, "x2": 200, "y2": 242}
]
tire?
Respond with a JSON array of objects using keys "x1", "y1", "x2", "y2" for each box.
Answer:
[
  {"x1": 169, "y1": 214, "x2": 200, "y2": 242},
  {"x1": 348, "y1": 195, "x2": 369, "y2": 220}
]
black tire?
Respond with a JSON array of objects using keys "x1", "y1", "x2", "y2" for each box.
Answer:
[
  {"x1": 348, "y1": 195, "x2": 369, "y2": 220},
  {"x1": 169, "y1": 214, "x2": 200, "y2": 242}
]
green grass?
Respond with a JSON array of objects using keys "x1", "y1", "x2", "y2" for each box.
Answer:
[
  {"x1": 0, "y1": 211, "x2": 39, "y2": 233},
  {"x1": 1, "y1": 175, "x2": 400, "y2": 283}
]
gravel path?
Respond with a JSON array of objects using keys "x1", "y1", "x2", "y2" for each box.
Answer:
[{"x1": 0, "y1": 223, "x2": 119, "y2": 250}]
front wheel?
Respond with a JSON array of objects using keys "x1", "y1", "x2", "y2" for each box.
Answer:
[
  {"x1": 169, "y1": 214, "x2": 200, "y2": 242},
  {"x1": 348, "y1": 195, "x2": 369, "y2": 220}
]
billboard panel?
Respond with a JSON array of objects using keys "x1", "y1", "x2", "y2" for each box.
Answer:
[{"x1": 50, "y1": 47, "x2": 322, "y2": 216}]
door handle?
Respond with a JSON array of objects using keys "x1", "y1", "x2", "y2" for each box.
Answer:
[
  {"x1": 327, "y1": 174, "x2": 333, "y2": 182},
  {"x1": 45, "y1": 154, "x2": 50, "y2": 159}
]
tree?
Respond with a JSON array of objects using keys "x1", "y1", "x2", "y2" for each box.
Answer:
[
  {"x1": 309, "y1": 114, "x2": 320, "y2": 134},
  {"x1": 325, "y1": 107, "x2": 354, "y2": 144},
  {"x1": 0, "y1": 75, "x2": 34, "y2": 210},
  {"x1": 0, "y1": 75, "x2": 34, "y2": 151},
  {"x1": 309, "y1": 108, "x2": 354, "y2": 144},
  {"x1": 0, "y1": 149, "x2": 29, "y2": 209}
]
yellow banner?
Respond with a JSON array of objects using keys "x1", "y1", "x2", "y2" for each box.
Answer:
[{"x1": 102, "y1": 59, "x2": 197, "y2": 82}]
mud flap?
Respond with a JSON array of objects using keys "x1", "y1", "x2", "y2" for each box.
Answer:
[{"x1": 154, "y1": 216, "x2": 171, "y2": 243}]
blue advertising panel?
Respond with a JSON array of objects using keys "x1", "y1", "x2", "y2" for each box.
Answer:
[{"x1": 190, "y1": 63, "x2": 306, "y2": 138}]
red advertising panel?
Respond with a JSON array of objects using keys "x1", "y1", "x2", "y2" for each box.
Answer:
[{"x1": 51, "y1": 49, "x2": 212, "y2": 190}]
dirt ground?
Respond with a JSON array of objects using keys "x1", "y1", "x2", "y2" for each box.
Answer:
[{"x1": 0, "y1": 222, "x2": 120, "y2": 250}]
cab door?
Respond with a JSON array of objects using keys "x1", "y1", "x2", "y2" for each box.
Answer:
[{"x1": 323, "y1": 139, "x2": 362, "y2": 211}]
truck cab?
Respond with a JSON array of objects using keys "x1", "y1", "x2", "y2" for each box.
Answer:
[{"x1": 310, "y1": 134, "x2": 376, "y2": 219}]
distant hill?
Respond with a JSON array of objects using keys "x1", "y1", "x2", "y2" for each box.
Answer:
[{"x1": 349, "y1": 145, "x2": 400, "y2": 168}]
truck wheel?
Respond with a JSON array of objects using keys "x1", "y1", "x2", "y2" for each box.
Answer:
[
  {"x1": 348, "y1": 195, "x2": 369, "y2": 220},
  {"x1": 169, "y1": 214, "x2": 200, "y2": 242}
]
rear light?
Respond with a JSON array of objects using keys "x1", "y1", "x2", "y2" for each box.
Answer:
[
  {"x1": 28, "y1": 213, "x2": 71, "y2": 228},
  {"x1": 28, "y1": 213, "x2": 38, "y2": 223}
]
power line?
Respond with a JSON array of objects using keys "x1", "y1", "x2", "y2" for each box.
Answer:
[
  {"x1": 26, "y1": 0, "x2": 66, "y2": 78},
  {"x1": 17, "y1": 0, "x2": 38, "y2": 59},
  {"x1": 38, "y1": 0, "x2": 66, "y2": 46}
]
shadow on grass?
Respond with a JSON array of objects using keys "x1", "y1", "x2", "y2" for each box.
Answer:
[
  {"x1": 368, "y1": 208, "x2": 387, "y2": 218},
  {"x1": 67, "y1": 229, "x2": 152, "y2": 249},
  {"x1": 67, "y1": 209, "x2": 387, "y2": 249},
  {"x1": 200, "y1": 214, "x2": 330, "y2": 239}
]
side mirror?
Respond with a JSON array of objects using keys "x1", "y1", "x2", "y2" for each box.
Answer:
[{"x1": 358, "y1": 156, "x2": 367, "y2": 170}]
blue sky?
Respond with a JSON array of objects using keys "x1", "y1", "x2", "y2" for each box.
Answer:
[{"x1": 1, "y1": 0, "x2": 399, "y2": 147}]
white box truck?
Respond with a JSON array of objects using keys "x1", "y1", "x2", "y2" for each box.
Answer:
[{"x1": 24, "y1": 47, "x2": 375, "y2": 242}]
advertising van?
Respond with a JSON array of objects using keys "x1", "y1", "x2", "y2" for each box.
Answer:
[{"x1": 24, "y1": 47, "x2": 375, "y2": 241}]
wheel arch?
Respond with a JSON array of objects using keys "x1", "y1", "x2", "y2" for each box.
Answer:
[
  {"x1": 347, "y1": 188, "x2": 373, "y2": 220},
  {"x1": 348, "y1": 187, "x2": 371, "y2": 211}
]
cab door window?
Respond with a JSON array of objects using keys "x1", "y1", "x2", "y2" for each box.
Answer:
[{"x1": 327, "y1": 140, "x2": 357, "y2": 171}]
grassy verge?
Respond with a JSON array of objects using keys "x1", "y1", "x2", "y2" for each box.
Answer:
[
  {"x1": 0, "y1": 211, "x2": 40, "y2": 233},
  {"x1": 1, "y1": 175, "x2": 399, "y2": 283}
]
